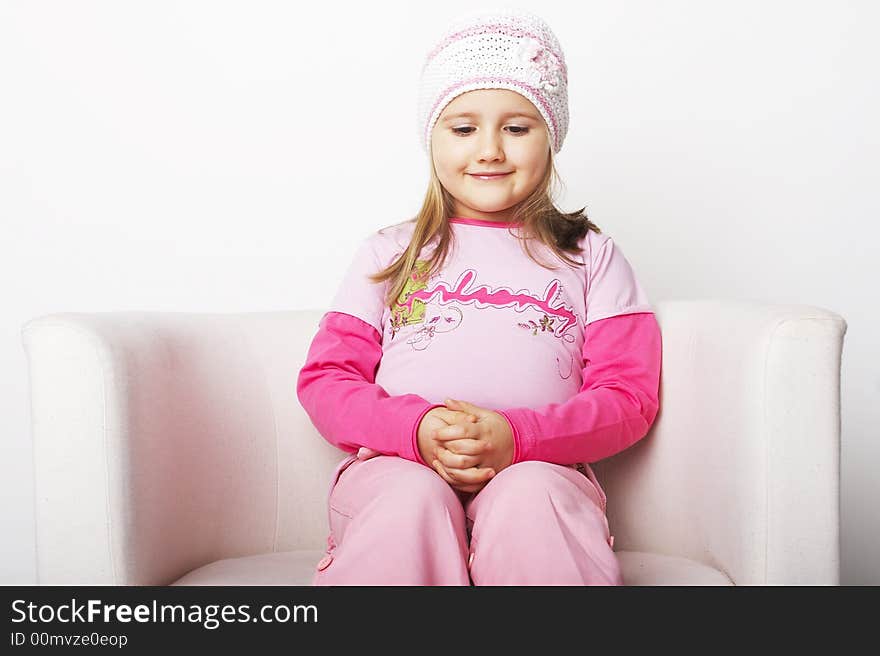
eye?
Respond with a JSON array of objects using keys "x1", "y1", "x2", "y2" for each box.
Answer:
[{"x1": 451, "y1": 126, "x2": 530, "y2": 136}]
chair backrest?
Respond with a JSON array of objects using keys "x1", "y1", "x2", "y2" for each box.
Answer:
[
  {"x1": 590, "y1": 300, "x2": 846, "y2": 584},
  {"x1": 230, "y1": 309, "x2": 349, "y2": 552}
]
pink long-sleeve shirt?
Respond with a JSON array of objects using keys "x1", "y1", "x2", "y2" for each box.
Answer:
[{"x1": 297, "y1": 216, "x2": 661, "y2": 468}]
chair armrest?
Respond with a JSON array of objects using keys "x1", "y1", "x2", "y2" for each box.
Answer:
[
  {"x1": 591, "y1": 299, "x2": 847, "y2": 585},
  {"x1": 22, "y1": 311, "x2": 304, "y2": 585}
]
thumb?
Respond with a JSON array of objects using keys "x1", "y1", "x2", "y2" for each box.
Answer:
[{"x1": 445, "y1": 398, "x2": 484, "y2": 417}]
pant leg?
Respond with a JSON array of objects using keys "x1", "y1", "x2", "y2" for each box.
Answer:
[
  {"x1": 462, "y1": 460, "x2": 622, "y2": 586},
  {"x1": 312, "y1": 453, "x2": 471, "y2": 586}
]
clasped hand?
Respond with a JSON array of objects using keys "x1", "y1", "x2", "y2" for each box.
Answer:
[{"x1": 417, "y1": 398, "x2": 515, "y2": 494}]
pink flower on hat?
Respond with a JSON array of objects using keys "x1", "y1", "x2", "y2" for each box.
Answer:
[
  {"x1": 517, "y1": 37, "x2": 543, "y2": 64},
  {"x1": 516, "y1": 37, "x2": 562, "y2": 92}
]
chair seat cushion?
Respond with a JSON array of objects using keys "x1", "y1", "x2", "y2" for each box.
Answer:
[
  {"x1": 171, "y1": 550, "x2": 325, "y2": 586},
  {"x1": 170, "y1": 549, "x2": 734, "y2": 586},
  {"x1": 616, "y1": 551, "x2": 734, "y2": 585}
]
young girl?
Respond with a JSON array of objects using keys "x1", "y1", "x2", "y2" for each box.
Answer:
[{"x1": 297, "y1": 8, "x2": 661, "y2": 585}]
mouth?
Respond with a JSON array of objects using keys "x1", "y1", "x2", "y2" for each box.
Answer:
[{"x1": 468, "y1": 172, "x2": 512, "y2": 181}]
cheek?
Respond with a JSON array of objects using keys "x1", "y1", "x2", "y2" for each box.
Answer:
[
  {"x1": 435, "y1": 165, "x2": 464, "y2": 190},
  {"x1": 516, "y1": 149, "x2": 548, "y2": 176},
  {"x1": 436, "y1": 157, "x2": 467, "y2": 179}
]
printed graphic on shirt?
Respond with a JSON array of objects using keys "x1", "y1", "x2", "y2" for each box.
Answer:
[
  {"x1": 390, "y1": 259, "x2": 580, "y2": 371},
  {"x1": 389, "y1": 259, "x2": 432, "y2": 337},
  {"x1": 389, "y1": 260, "x2": 463, "y2": 350}
]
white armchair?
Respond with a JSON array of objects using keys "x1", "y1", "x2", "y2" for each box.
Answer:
[{"x1": 21, "y1": 300, "x2": 847, "y2": 585}]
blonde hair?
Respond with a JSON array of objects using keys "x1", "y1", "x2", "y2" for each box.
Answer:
[{"x1": 368, "y1": 142, "x2": 602, "y2": 313}]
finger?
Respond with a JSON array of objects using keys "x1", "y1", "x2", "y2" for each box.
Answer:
[
  {"x1": 434, "y1": 423, "x2": 474, "y2": 440},
  {"x1": 433, "y1": 460, "x2": 465, "y2": 486},
  {"x1": 445, "y1": 398, "x2": 483, "y2": 417},
  {"x1": 433, "y1": 460, "x2": 488, "y2": 494},
  {"x1": 448, "y1": 413, "x2": 478, "y2": 424},
  {"x1": 432, "y1": 408, "x2": 478, "y2": 425},
  {"x1": 452, "y1": 467, "x2": 495, "y2": 492},
  {"x1": 437, "y1": 446, "x2": 481, "y2": 470},
  {"x1": 441, "y1": 438, "x2": 487, "y2": 456},
  {"x1": 445, "y1": 399, "x2": 479, "y2": 420},
  {"x1": 441, "y1": 462, "x2": 495, "y2": 485}
]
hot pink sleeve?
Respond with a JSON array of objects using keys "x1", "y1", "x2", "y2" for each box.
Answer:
[
  {"x1": 498, "y1": 311, "x2": 661, "y2": 464},
  {"x1": 296, "y1": 311, "x2": 444, "y2": 465},
  {"x1": 297, "y1": 235, "x2": 442, "y2": 464}
]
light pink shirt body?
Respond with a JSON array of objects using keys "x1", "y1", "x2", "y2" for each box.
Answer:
[{"x1": 297, "y1": 216, "x2": 661, "y2": 469}]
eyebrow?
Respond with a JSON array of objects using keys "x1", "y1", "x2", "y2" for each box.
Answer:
[{"x1": 441, "y1": 111, "x2": 540, "y2": 123}]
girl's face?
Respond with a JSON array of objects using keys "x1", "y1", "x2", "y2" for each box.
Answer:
[{"x1": 431, "y1": 89, "x2": 550, "y2": 223}]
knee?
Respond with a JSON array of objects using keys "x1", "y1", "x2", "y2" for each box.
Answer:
[
  {"x1": 377, "y1": 459, "x2": 462, "y2": 515},
  {"x1": 482, "y1": 460, "x2": 565, "y2": 510}
]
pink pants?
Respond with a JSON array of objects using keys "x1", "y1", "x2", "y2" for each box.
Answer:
[{"x1": 312, "y1": 450, "x2": 622, "y2": 586}]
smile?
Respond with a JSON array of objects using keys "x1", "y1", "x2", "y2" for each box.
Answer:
[{"x1": 469, "y1": 173, "x2": 511, "y2": 180}]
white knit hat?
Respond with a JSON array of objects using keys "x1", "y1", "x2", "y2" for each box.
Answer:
[{"x1": 417, "y1": 8, "x2": 569, "y2": 156}]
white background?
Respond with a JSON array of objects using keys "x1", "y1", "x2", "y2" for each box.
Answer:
[{"x1": 2, "y1": 0, "x2": 877, "y2": 584}]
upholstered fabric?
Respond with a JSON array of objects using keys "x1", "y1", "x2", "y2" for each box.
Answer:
[
  {"x1": 21, "y1": 300, "x2": 846, "y2": 585},
  {"x1": 169, "y1": 549, "x2": 733, "y2": 587}
]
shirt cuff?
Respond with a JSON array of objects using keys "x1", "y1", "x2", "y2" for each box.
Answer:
[
  {"x1": 496, "y1": 409, "x2": 522, "y2": 465},
  {"x1": 410, "y1": 403, "x2": 447, "y2": 466}
]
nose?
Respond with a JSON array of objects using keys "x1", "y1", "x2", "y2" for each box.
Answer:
[{"x1": 476, "y1": 130, "x2": 504, "y2": 161}]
